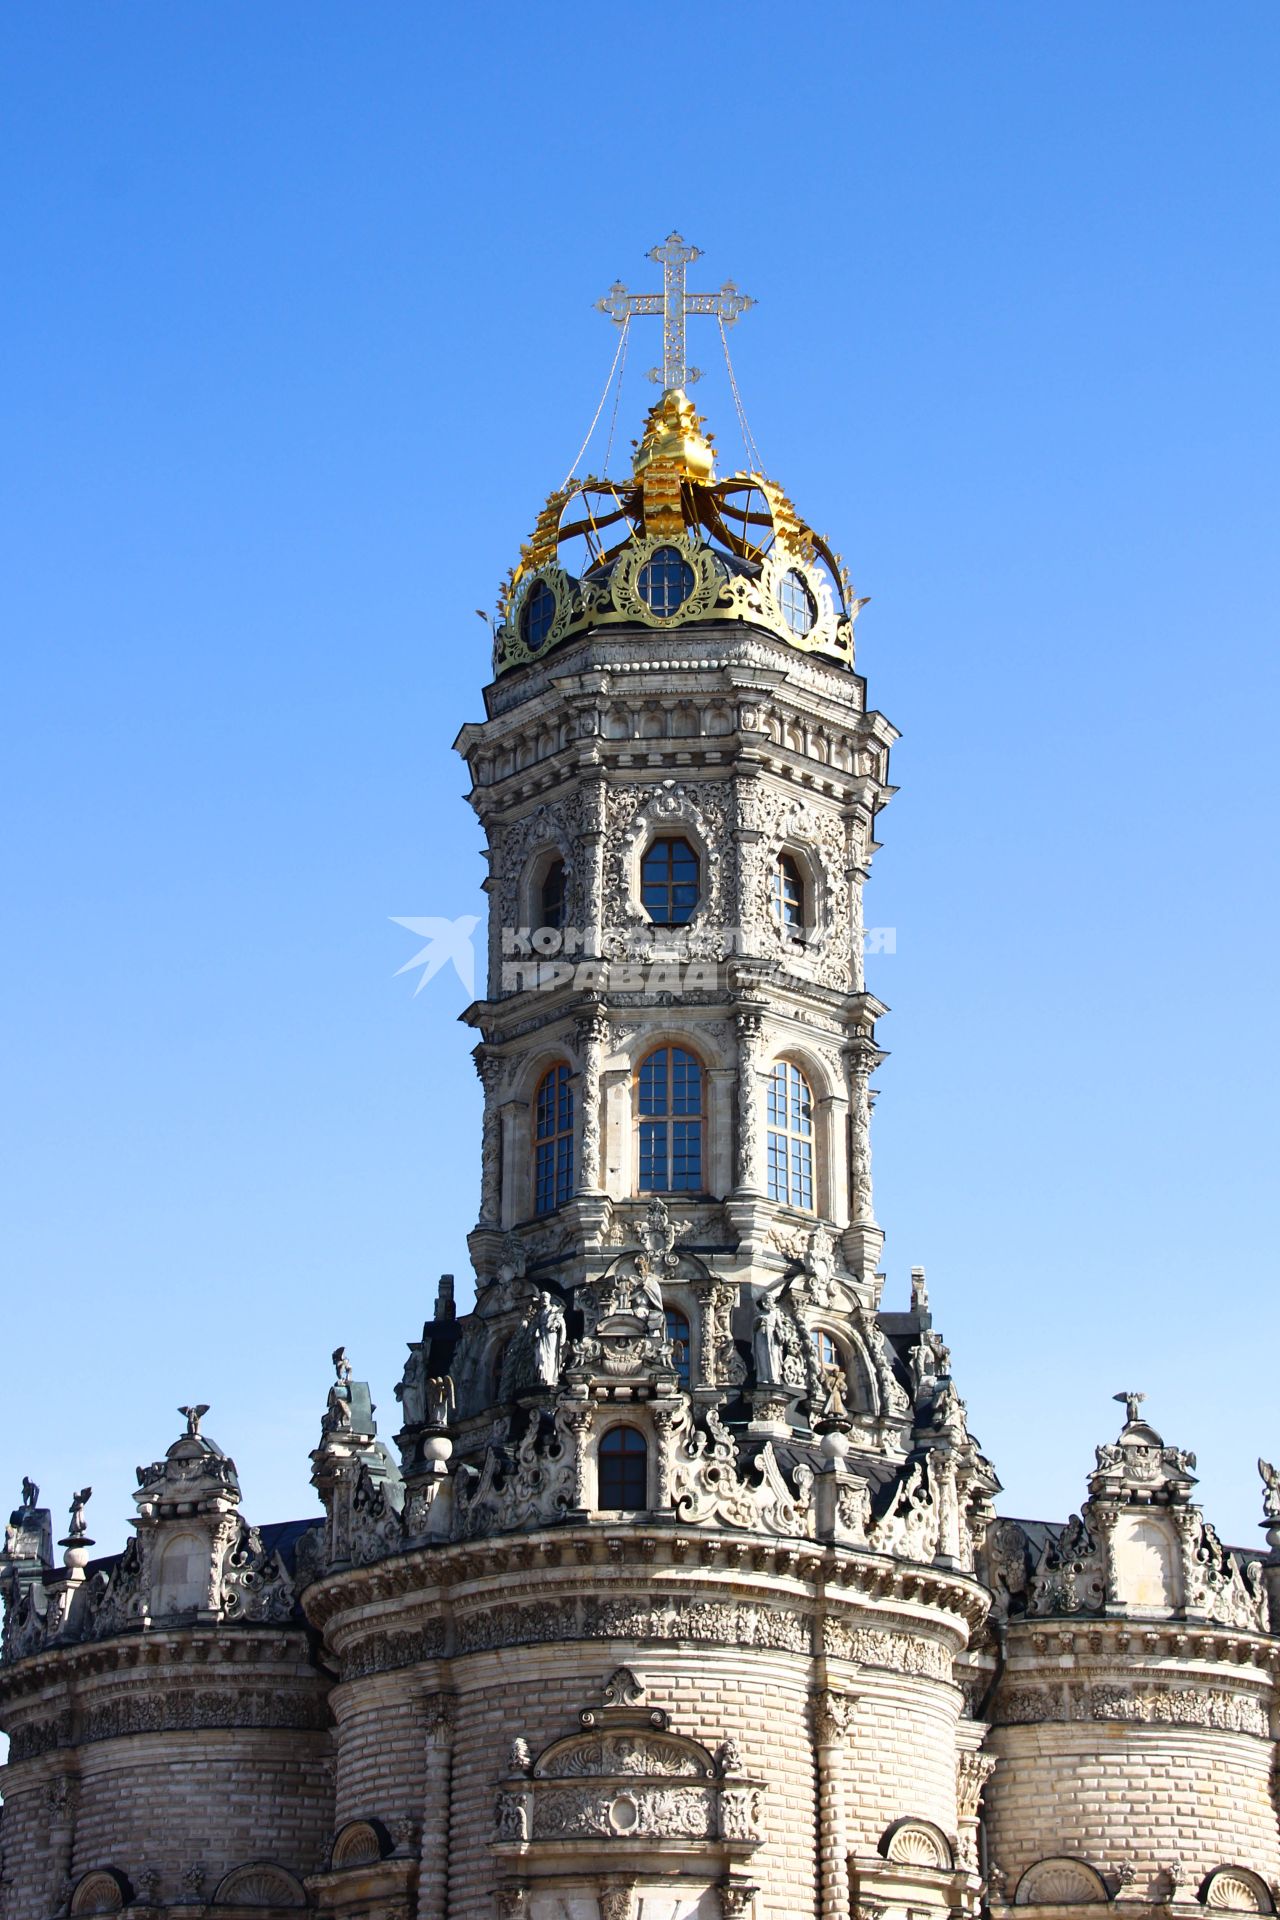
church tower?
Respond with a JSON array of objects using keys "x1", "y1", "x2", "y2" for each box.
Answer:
[{"x1": 6, "y1": 236, "x2": 1278, "y2": 1920}]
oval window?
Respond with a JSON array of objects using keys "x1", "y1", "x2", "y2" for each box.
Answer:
[
  {"x1": 522, "y1": 579, "x2": 557, "y2": 650},
  {"x1": 637, "y1": 547, "x2": 694, "y2": 617},
  {"x1": 779, "y1": 568, "x2": 816, "y2": 637}
]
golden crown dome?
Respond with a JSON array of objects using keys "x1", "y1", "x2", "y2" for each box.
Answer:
[{"x1": 491, "y1": 387, "x2": 866, "y2": 678}]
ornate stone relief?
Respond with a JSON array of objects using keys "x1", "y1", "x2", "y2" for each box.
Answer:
[
  {"x1": 493, "y1": 1670, "x2": 764, "y2": 1870},
  {"x1": 994, "y1": 1681, "x2": 1267, "y2": 1736},
  {"x1": 1014, "y1": 1858, "x2": 1109, "y2": 1906}
]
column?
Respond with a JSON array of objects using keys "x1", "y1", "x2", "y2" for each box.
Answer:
[
  {"x1": 418, "y1": 1694, "x2": 455, "y2": 1920},
  {"x1": 734, "y1": 1008, "x2": 764, "y2": 1193},
  {"x1": 475, "y1": 1052, "x2": 504, "y2": 1228},
  {"x1": 575, "y1": 1008, "x2": 609, "y2": 1192},
  {"x1": 814, "y1": 1690, "x2": 855, "y2": 1920}
]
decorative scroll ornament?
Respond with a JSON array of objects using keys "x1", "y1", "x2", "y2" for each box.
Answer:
[{"x1": 609, "y1": 531, "x2": 726, "y2": 629}]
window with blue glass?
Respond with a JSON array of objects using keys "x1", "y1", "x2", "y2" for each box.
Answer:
[
  {"x1": 641, "y1": 837, "x2": 699, "y2": 925},
  {"x1": 766, "y1": 1059, "x2": 814, "y2": 1210},
  {"x1": 637, "y1": 1046, "x2": 703, "y2": 1193},
  {"x1": 665, "y1": 1307, "x2": 691, "y2": 1388},
  {"x1": 597, "y1": 1424, "x2": 648, "y2": 1510},
  {"x1": 540, "y1": 858, "x2": 567, "y2": 931},
  {"x1": 770, "y1": 851, "x2": 805, "y2": 932},
  {"x1": 779, "y1": 568, "x2": 816, "y2": 637},
  {"x1": 637, "y1": 546, "x2": 694, "y2": 616},
  {"x1": 534, "y1": 1062, "x2": 574, "y2": 1214},
  {"x1": 522, "y1": 578, "x2": 557, "y2": 650}
]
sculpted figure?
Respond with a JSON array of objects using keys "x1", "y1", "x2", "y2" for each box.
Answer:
[
  {"x1": 67, "y1": 1487, "x2": 92, "y2": 1539},
  {"x1": 425, "y1": 1374, "x2": 456, "y2": 1428},
  {"x1": 21, "y1": 1476, "x2": 39, "y2": 1514},
  {"x1": 752, "y1": 1294, "x2": 784, "y2": 1386},
  {"x1": 396, "y1": 1347, "x2": 427, "y2": 1426},
  {"x1": 324, "y1": 1347, "x2": 353, "y2": 1432},
  {"x1": 531, "y1": 1292, "x2": 567, "y2": 1386},
  {"x1": 1259, "y1": 1458, "x2": 1280, "y2": 1521}
]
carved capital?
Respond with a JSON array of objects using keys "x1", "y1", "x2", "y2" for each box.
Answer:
[{"x1": 813, "y1": 1688, "x2": 854, "y2": 1747}]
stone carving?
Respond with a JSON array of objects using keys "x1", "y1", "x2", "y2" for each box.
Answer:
[
  {"x1": 995, "y1": 1681, "x2": 1267, "y2": 1736},
  {"x1": 330, "y1": 1821, "x2": 386, "y2": 1868},
  {"x1": 1203, "y1": 1869, "x2": 1271, "y2": 1912},
  {"x1": 597, "y1": 1886, "x2": 636, "y2": 1920},
  {"x1": 822, "y1": 1619, "x2": 952, "y2": 1681},
  {"x1": 1015, "y1": 1858, "x2": 1108, "y2": 1905},
  {"x1": 531, "y1": 1293, "x2": 567, "y2": 1386},
  {"x1": 66, "y1": 1488, "x2": 93, "y2": 1540},
  {"x1": 813, "y1": 1690, "x2": 854, "y2": 1745},
  {"x1": 1028, "y1": 1515, "x2": 1107, "y2": 1616},
  {"x1": 1259, "y1": 1458, "x2": 1280, "y2": 1520},
  {"x1": 219, "y1": 1522, "x2": 295, "y2": 1623},
  {"x1": 881, "y1": 1818, "x2": 953, "y2": 1868},
  {"x1": 752, "y1": 1295, "x2": 784, "y2": 1387},
  {"x1": 453, "y1": 1406, "x2": 576, "y2": 1541},
  {"x1": 213, "y1": 1864, "x2": 305, "y2": 1907},
  {"x1": 323, "y1": 1349, "x2": 354, "y2": 1433},
  {"x1": 181, "y1": 1864, "x2": 207, "y2": 1900},
  {"x1": 867, "y1": 1460, "x2": 940, "y2": 1563},
  {"x1": 69, "y1": 1872, "x2": 127, "y2": 1916},
  {"x1": 664, "y1": 1401, "x2": 813, "y2": 1537},
  {"x1": 956, "y1": 1751, "x2": 997, "y2": 1820}
]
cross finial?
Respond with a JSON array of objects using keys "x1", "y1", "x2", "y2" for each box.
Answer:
[{"x1": 597, "y1": 231, "x2": 754, "y2": 390}]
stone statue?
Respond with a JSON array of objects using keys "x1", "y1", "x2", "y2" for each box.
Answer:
[
  {"x1": 178, "y1": 1405, "x2": 209, "y2": 1438},
  {"x1": 425, "y1": 1375, "x2": 456, "y2": 1428},
  {"x1": 1258, "y1": 1458, "x2": 1280, "y2": 1521},
  {"x1": 1115, "y1": 1389, "x2": 1146, "y2": 1426},
  {"x1": 752, "y1": 1295, "x2": 784, "y2": 1386},
  {"x1": 531, "y1": 1293, "x2": 566, "y2": 1386},
  {"x1": 20, "y1": 1476, "x2": 38, "y2": 1513},
  {"x1": 67, "y1": 1487, "x2": 92, "y2": 1539},
  {"x1": 396, "y1": 1347, "x2": 427, "y2": 1426},
  {"x1": 324, "y1": 1348, "x2": 353, "y2": 1432}
]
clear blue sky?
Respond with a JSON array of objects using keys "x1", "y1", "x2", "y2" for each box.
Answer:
[{"x1": 3, "y1": 3, "x2": 1277, "y2": 1556}]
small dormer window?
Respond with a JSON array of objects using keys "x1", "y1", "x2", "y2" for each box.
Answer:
[
  {"x1": 780, "y1": 568, "x2": 816, "y2": 637},
  {"x1": 522, "y1": 579, "x2": 557, "y2": 650},
  {"x1": 637, "y1": 547, "x2": 694, "y2": 616}
]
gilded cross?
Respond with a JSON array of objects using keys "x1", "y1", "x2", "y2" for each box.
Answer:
[{"x1": 597, "y1": 232, "x2": 754, "y2": 390}]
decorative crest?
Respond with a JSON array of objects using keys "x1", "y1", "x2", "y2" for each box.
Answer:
[{"x1": 597, "y1": 232, "x2": 754, "y2": 389}]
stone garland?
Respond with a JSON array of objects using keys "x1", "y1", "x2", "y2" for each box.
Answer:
[
  {"x1": 995, "y1": 1681, "x2": 1267, "y2": 1735},
  {"x1": 8, "y1": 1685, "x2": 330, "y2": 1763},
  {"x1": 329, "y1": 1595, "x2": 960, "y2": 1677}
]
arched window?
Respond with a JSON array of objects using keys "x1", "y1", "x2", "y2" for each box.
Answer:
[
  {"x1": 770, "y1": 851, "x2": 805, "y2": 932},
  {"x1": 637, "y1": 546, "x2": 694, "y2": 615},
  {"x1": 522, "y1": 578, "x2": 557, "y2": 650},
  {"x1": 539, "y1": 858, "x2": 567, "y2": 931},
  {"x1": 767, "y1": 1060, "x2": 814, "y2": 1210},
  {"x1": 598, "y1": 1425, "x2": 648, "y2": 1510},
  {"x1": 637, "y1": 1047, "x2": 703, "y2": 1192},
  {"x1": 534, "y1": 1063, "x2": 574, "y2": 1214},
  {"x1": 641, "y1": 837, "x2": 699, "y2": 925},
  {"x1": 665, "y1": 1307, "x2": 691, "y2": 1389}
]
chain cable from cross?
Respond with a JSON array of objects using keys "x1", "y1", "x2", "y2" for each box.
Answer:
[{"x1": 596, "y1": 232, "x2": 754, "y2": 390}]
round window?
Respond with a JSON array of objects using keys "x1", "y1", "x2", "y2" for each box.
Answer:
[
  {"x1": 779, "y1": 568, "x2": 816, "y2": 637},
  {"x1": 636, "y1": 546, "x2": 694, "y2": 617},
  {"x1": 522, "y1": 578, "x2": 557, "y2": 650}
]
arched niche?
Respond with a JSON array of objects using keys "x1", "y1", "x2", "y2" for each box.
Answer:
[
  {"x1": 1015, "y1": 1858, "x2": 1109, "y2": 1905},
  {"x1": 1110, "y1": 1511, "x2": 1181, "y2": 1610},
  {"x1": 70, "y1": 1871, "x2": 131, "y2": 1916},
  {"x1": 155, "y1": 1530, "x2": 208, "y2": 1613},
  {"x1": 214, "y1": 1863, "x2": 306, "y2": 1908}
]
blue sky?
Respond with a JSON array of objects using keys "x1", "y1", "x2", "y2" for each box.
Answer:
[{"x1": 2, "y1": 3, "x2": 1277, "y2": 1556}]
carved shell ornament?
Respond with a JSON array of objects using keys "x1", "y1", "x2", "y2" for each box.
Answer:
[{"x1": 491, "y1": 381, "x2": 862, "y2": 674}]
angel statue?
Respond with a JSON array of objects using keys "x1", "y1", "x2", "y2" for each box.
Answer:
[
  {"x1": 1258, "y1": 1458, "x2": 1280, "y2": 1522},
  {"x1": 67, "y1": 1488, "x2": 93, "y2": 1539}
]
